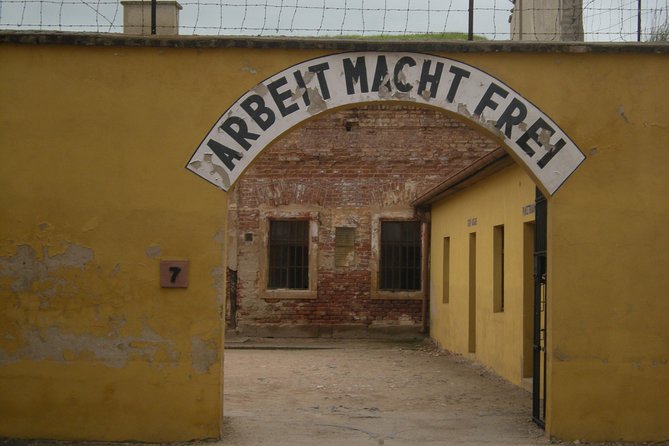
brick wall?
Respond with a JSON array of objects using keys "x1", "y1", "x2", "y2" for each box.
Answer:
[{"x1": 228, "y1": 104, "x2": 498, "y2": 332}]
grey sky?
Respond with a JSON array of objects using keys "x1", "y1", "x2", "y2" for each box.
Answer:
[{"x1": 0, "y1": 0, "x2": 666, "y2": 41}]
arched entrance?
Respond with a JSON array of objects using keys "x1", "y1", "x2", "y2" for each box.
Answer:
[
  {"x1": 221, "y1": 103, "x2": 547, "y2": 424},
  {"x1": 187, "y1": 51, "x2": 585, "y2": 434}
]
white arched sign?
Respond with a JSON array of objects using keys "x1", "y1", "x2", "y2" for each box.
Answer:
[{"x1": 186, "y1": 52, "x2": 584, "y2": 195}]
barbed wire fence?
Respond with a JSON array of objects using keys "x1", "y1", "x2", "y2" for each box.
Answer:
[{"x1": 0, "y1": 0, "x2": 667, "y2": 42}]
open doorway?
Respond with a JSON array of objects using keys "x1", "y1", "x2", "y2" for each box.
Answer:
[
  {"x1": 532, "y1": 189, "x2": 548, "y2": 427},
  {"x1": 220, "y1": 102, "x2": 552, "y2": 433},
  {"x1": 523, "y1": 221, "x2": 535, "y2": 383}
]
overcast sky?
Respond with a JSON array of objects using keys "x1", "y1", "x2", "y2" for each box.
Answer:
[{"x1": 0, "y1": 0, "x2": 666, "y2": 41}]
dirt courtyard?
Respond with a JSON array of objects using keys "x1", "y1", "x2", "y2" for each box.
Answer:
[
  {"x1": 223, "y1": 338, "x2": 548, "y2": 446},
  {"x1": 2, "y1": 338, "x2": 666, "y2": 446}
]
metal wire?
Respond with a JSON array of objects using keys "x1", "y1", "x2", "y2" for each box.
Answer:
[{"x1": 0, "y1": 0, "x2": 666, "y2": 42}]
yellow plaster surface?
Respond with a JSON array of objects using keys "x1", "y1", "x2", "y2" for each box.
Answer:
[
  {"x1": 544, "y1": 53, "x2": 669, "y2": 440},
  {"x1": 0, "y1": 44, "x2": 228, "y2": 441},
  {"x1": 426, "y1": 52, "x2": 669, "y2": 441},
  {"x1": 1, "y1": 43, "x2": 668, "y2": 442},
  {"x1": 429, "y1": 164, "x2": 536, "y2": 384}
]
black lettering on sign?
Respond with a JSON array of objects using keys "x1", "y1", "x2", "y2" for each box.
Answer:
[
  {"x1": 293, "y1": 70, "x2": 310, "y2": 107},
  {"x1": 308, "y1": 62, "x2": 331, "y2": 100},
  {"x1": 343, "y1": 56, "x2": 369, "y2": 95},
  {"x1": 240, "y1": 94, "x2": 276, "y2": 131},
  {"x1": 474, "y1": 82, "x2": 509, "y2": 117},
  {"x1": 495, "y1": 98, "x2": 527, "y2": 138},
  {"x1": 169, "y1": 266, "x2": 181, "y2": 283},
  {"x1": 538, "y1": 138, "x2": 566, "y2": 168},
  {"x1": 418, "y1": 60, "x2": 444, "y2": 99},
  {"x1": 516, "y1": 117, "x2": 555, "y2": 158},
  {"x1": 220, "y1": 116, "x2": 259, "y2": 151},
  {"x1": 446, "y1": 66, "x2": 471, "y2": 103},
  {"x1": 371, "y1": 55, "x2": 390, "y2": 92},
  {"x1": 393, "y1": 56, "x2": 416, "y2": 92},
  {"x1": 268, "y1": 76, "x2": 299, "y2": 118},
  {"x1": 207, "y1": 139, "x2": 243, "y2": 170}
]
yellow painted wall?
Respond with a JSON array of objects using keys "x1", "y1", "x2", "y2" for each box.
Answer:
[
  {"x1": 425, "y1": 52, "x2": 669, "y2": 441},
  {"x1": 543, "y1": 54, "x2": 669, "y2": 442},
  {"x1": 1, "y1": 40, "x2": 668, "y2": 442},
  {"x1": 0, "y1": 44, "x2": 232, "y2": 441},
  {"x1": 430, "y1": 164, "x2": 536, "y2": 385}
]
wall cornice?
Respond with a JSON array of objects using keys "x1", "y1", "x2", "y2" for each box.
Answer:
[{"x1": 2, "y1": 31, "x2": 669, "y2": 53}]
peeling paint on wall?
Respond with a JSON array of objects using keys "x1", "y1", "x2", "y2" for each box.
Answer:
[
  {"x1": 211, "y1": 266, "x2": 225, "y2": 307},
  {"x1": 240, "y1": 64, "x2": 258, "y2": 75},
  {"x1": 191, "y1": 336, "x2": 217, "y2": 374},
  {"x1": 202, "y1": 153, "x2": 232, "y2": 190},
  {"x1": 0, "y1": 243, "x2": 94, "y2": 296},
  {"x1": 145, "y1": 245, "x2": 162, "y2": 258},
  {"x1": 306, "y1": 87, "x2": 327, "y2": 114},
  {"x1": 618, "y1": 105, "x2": 629, "y2": 123},
  {"x1": 0, "y1": 325, "x2": 179, "y2": 368},
  {"x1": 213, "y1": 230, "x2": 225, "y2": 245}
]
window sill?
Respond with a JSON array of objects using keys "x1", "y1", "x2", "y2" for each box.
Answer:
[
  {"x1": 371, "y1": 290, "x2": 424, "y2": 300},
  {"x1": 262, "y1": 289, "x2": 317, "y2": 300}
]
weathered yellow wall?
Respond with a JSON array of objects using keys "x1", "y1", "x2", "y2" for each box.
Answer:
[
  {"x1": 0, "y1": 44, "x2": 233, "y2": 441},
  {"x1": 1, "y1": 40, "x2": 668, "y2": 442},
  {"x1": 425, "y1": 53, "x2": 669, "y2": 441},
  {"x1": 542, "y1": 53, "x2": 669, "y2": 442},
  {"x1": 430, "y1": 164, "x2": 536, "y2": 385}
]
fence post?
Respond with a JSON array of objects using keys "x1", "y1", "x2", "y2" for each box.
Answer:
[
  {"x1": 151, "y1": 0, "x2": 157, "y2": 34},
  {"x1": 518, "y1": 0, "x2": 523, "y2": 40},
  {"x1": 468, "y1": 0, "x2": 474, "y2": 40},
  {"x1": 637, "y1": 0, "x2": 642, "y2": 41}
]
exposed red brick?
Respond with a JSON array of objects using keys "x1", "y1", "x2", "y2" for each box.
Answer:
[{"x1": 227, "y1": 104, "x2": 497, "y2": 329}]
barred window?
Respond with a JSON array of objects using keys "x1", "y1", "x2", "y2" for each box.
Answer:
[
  {"x1": 268, "y1": 220, "x2": 309, "y2": 290},
  {"x1": 379, "y1": 221, "x2": 422, "y2": 291}
]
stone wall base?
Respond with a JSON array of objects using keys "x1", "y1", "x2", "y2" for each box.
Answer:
[{"x1": 231, "y1": 323, "x2": 425, "y2": 340}]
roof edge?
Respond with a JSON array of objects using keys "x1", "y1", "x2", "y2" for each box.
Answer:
[
  {"x1": 2, "y1": 31, "x2": 669, "y2": 53},
  {"x1": 413, "y1": 148, "x2": 513, "y2": 207}
]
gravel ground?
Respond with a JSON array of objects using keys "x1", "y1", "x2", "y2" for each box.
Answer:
[{"x1": 222, "y1": 338, "x2": 548, "y2": 445}]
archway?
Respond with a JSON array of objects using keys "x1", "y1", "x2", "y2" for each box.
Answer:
[
  {"x1": 220, "y1": 96, "x2": 548, "y2": 437},
  {"x1": 186, "y1": 51, "x2": 586, "y2": 437}
]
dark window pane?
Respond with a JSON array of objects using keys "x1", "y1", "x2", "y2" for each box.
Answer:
[
  {"x1": 380, "y1": 221, "x2": 421, "y2": 291},
  {"x1": 268, "y1": 220, "x2": 309, "y2": 290}
]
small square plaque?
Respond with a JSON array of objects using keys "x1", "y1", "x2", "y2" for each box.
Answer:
[{"x1": 160, "y1": 260, "x2": 189, "y2": 288}]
